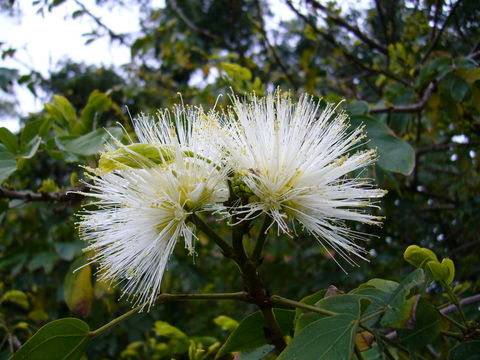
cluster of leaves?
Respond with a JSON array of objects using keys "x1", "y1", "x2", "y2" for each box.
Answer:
[{"x1": 1, "y1": 0, "x2": 479, "y2": 358}]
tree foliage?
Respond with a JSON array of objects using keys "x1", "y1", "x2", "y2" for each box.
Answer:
[{"x1": 0, "y1": 0, "x2": 479, "y2": 359}]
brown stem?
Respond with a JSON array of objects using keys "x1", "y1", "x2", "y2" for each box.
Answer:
[{"x1": 0, "y1": 184, "x2": 88, "y2": 203}]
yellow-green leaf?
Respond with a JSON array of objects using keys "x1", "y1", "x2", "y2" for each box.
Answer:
[{"x1": 64, "y1": 257, "x2": 93, "y2": 317}]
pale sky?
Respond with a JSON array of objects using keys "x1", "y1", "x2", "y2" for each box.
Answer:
[{"x1": 0, "y1": 0, "x2": 366, "y2": 133}]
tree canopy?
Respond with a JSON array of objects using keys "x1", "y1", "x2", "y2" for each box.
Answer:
[{"x1": 0, "y1": 0, "x2": 479, "y2": 359}]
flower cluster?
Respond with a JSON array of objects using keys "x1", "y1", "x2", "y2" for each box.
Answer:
[{"x1": 78, "y1": 91, "x2": 385, "y2": 308}]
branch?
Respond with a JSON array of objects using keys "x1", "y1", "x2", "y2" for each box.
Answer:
[
  {"x1": 417, "y1": 140, "x2": 480, "y2": 156},
  {"x1": 253, "y1": 0, "x2": 299, "y2": 90},
  {"x1": 286, "y1": 0, "x2": 412, "y2": 88},
  {"x1": 374, "y1": 0, "x2": 390, "y2": 46},
  {"x1": 370, "y1": 81, "x2": 437, "y2": 114},
  {"x1": 0, "y1": 185, "x2": 88, "y2": 203},
  {"x1": 73, "y1": 0, "x2": 127, "y2": 45},
  {"x1": 90, "y1": 291, "x2": 248, "y2": 338},
  {"x1": 421, "y1": 0, "x2": 462, "y2": 64},
  {"x1": 167, "y1": 0, "x2": 236, "y2": 52},
  {"x1": 306, "y1": 0, "x2": 388, "y2": 55}
]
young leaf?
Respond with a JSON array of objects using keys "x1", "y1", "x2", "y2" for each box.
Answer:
[{"x1": 11, "y1": 318, "x2": 90, "y2": 360}]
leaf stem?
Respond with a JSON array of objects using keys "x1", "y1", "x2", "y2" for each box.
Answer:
[
  {"x1": 270, "y1": 295, "x2": 338, "y2": 317},
  {"x1": 441, "y1": 280, "x2": 468, "y2": 329},
  {"x1": 89, "y1": 292, "x2": 247, "y2": 338},
  {"x1": 252, "y1": 215, "x2": 272, "y2": 263},
  {"x1": 190, "y1": 213, "x2": 234, "y2": 256}
]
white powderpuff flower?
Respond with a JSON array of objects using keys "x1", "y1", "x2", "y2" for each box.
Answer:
[
  {"x1": 220, "y1": 92, "x2": 386, "y2": 267},
  {"x1": 78, "y1": 106, "x2": 228, "y2": 309}
]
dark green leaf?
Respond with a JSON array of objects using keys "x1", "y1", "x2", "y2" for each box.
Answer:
[
  {"x1": 216, "y1": 309, "x2": 294, "y2": 358},
  {"x1": 79, "y1": 90, "x2": 112, "y2": 134},
  {"x1": 279, "y1": 297, "x2": 365, "y2": 360},
  {"x1": 55, "y1": 127, "x2": 123, "y2": 156},
  {"x1": 18, "y1": 135, "x2": 41, "y2": 159},
  {"x1": 450, "y1": 75, "x2": 469, "y2": 101},
  {"x1": 20, "y1": 118, "x2": 50, "y2": 145},
  {"x1": 397, "y1": 299, "x2": 441, "y2": 350},
  {"x1": 0, "y1": 127, "x2": 18, "y2": 153},
  {"x1": 346, "y1": 101, "x2": 369, "y2": 116},
  {"x1": 351, "y1": 115, "x2": 415, "y2": 175},
  {"x1": 28, "y1": 252, "x2": 57, "y2": 274},
  {"x1": 239, "y1": 344, "x2": 275, "y2": 360},
  {"x1": 380, "y1": 269, "x2": 424, "y2": 328},
  {"x1": 449, "y1": 341, "x2": 480, "y2": 360},
  {"x1": 0, "y1": 149, "x2": 17, "y2": 183},
  {"x1": 11, "y1": 318, "x2": 90, "y2": 360}
]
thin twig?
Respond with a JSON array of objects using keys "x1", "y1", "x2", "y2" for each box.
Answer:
[
  {"x1": 306, "y1": 0, "x2": 388, "y2": 54},
  {"x1": 168, "y1": 0, "x2": 236, "y2": 52},
  {"x1": 421, "y1": 0, "x2": 462, "y2": 64},
  {"x1": 73, "y1": 0, "x2": 127, "y2": 45},
  {"x1": 89, "y1": 292, "x2": 248, "y2": 338},
  {"x1": 0, "y1": 185, "x2": 88, "y2": 203},
  {"x1": 370, "y1": 81, "x2": 437, "y2": 114},
  {"x1": 270, "y1": 295, "x2": 338, "y2": 317},
  {"x1": 253, "y1": 0, "x2": 299, "y2": 89},
  {"x1": 286, "y1": 0, "x2": 412, "y2": 88}
]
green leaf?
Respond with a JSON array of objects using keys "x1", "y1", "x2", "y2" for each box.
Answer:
[
  {"x1": 346, "y1": 101, "x2": 369, "y2": 116},
  {"x1": 239, "y1": 344, "x2": 275, "y2": 360},
  {"x1": 278, "y1": 297, "x2": 365, "y2": 360},
  {"x1": 55, "y1": 127, "x2": 123, "y2": 156},
  {"x1": 351, "y1": 115, "x2": 415, "y2": 175},
  {"x1": 449, "y1": 341, "x2": 480, "y2": 360},
  {"x1": 54, "y1": 242, "x2": 84, "y2": 261},
  {"x1": 11, "y1": 318, "x2": 90, "y2": 360},
  {"x1": 0, "y1": 149, "x2": 17, "y2": 183},
  {"x1": 28, "y1": 252, "x2": 57, "y2": 274},
  {"x1": 216, "y1": 309, "x2": 294, "y2": 358},
  {"x1": 79, "y1": 90, "x2": 112, "y2": 134},
  {"x1": 20, "y1": 118, "x2": 51, "y2": 145},
  {"x1": 18, "y1": 135, "x2": 42, "y2": 159},
  {"x1": 154, "y1": 321, "x2": 187, "y2": 339},
  {"x1": 0, "y1": 127, "x2": 18, "y2": 153},
  {"x1": 450, "y1": 75, "x2": 469, "y2": 101},
  {"x1": 1, "y1": 290, "x2": 29, "y2": 310},
  {"x1": 295, "y1": 294, "x2": 363, "y2": 332},
  {"x1": 404, "y1": 245, "x2": 439, "y2": 268},
  {"x1": 397, "y1": 299, "x2": 441, "y2": 350},
  {"x1": 380, "y1": 269, "x2": 424, "y2": 328},
  {"x1": 52, "y1": 95, "x2": 77, "y2": 126},
  {"x1": 214, "y1": 315, "x2": 239, "y2": 331},
  {"x1": 64, "y1": 257, "x2": 93, "y2": 317}
]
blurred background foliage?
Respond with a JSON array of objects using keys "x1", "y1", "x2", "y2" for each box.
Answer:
[{"x1": 0, "y1": 0, "x2": 479, "y2": 359}]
